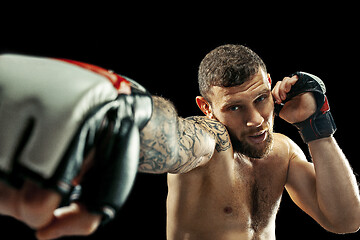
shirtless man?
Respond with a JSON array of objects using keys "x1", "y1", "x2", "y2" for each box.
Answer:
[
  {"x1": 138, "y1": 44, "x2": 360, "y2": 239},
  {"x1": 0, "y1": 45, "x2": 359, "y2": 240}
]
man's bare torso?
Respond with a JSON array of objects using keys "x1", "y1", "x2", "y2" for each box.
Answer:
[{"x1": 167, "y1": 133, "x2": 290, "y2": 240}]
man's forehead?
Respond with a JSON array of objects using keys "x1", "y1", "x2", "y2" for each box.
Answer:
[{"x1": 209, "y1": 69, "x2": 270, "y2": 100}]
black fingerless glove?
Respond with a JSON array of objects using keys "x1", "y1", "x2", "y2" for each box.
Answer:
[{"x1": 274, "y1": 72, "x2": 336, "y2": 143}]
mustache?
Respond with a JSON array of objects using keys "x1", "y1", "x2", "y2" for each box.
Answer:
[
  {"x1": 244, "y1": 114, "x2": 275, "y2": 136},
  {"x1": 244, "y1": 125, "x2": 269, "y2": 136},
  {"x1": 224, "y1": 124, "x2": 270, "y2": 139}
]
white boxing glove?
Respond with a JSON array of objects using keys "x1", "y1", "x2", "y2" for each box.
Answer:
[{"x1": 0, "y1": 54, "x2": 152, "y2": 222}]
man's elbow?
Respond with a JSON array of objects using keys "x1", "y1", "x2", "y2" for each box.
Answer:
[
  {"x1": 346, "y1": 224, "x2": 360, "y2": 234},
  {"x1": 326, "y1": 209, "x2": 360, "y2": 234},
  {"x1": 342, "y1": 204, "x2": 360, "y2": 233},
  {"x1": 329, "y1": 223, "x2": 360, "y2": 234},
  {"x1": 337, "y1": 223, "x2": 360, "y2": 234}
]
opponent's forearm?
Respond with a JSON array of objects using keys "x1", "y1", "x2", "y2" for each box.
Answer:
[{"x1": 309, "y1": 137, "x2": 360, "y2": 231}]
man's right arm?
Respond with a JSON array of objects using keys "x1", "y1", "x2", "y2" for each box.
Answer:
[{"x1": 138, "y1": 96, "x2": 230, "y2": 174}]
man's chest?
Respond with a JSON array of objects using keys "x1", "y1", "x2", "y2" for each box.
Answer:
[
  {"x1": 202, "y1": 156, "x2": 289, "y2": 230},
  {"x1": 237, "y1": 163, "x2": 287, "y2": 230}
]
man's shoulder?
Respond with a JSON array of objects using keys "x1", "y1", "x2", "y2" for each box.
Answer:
[
  {"x1": 273, "y1": 132, "x2": 292, "y2": 145},
  {"x1": 272, "y1": 133, "x2": 304, "y2": 161},
  {"x1": 273, "y1": 132, "x2": 302, "y2": 148},
  {"x1": 272, "y1": 133, "x2": 294, "y2": 158}
]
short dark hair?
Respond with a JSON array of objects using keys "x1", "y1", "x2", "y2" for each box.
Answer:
[{"x1": 198, "y1": 44, "x2": 267, "y2": 101}]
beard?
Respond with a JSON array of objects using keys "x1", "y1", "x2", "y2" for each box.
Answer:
[{"x1": 228, "y1": 127, "x2": 274, "y2": 159}]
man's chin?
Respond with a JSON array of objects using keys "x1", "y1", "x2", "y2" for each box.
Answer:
[
  {"x1": 230, "y1": 131, "x2": 274, "y2": 159},
  {"x1": 249, "y1": 141, "x2": 273, "y2": 159}
]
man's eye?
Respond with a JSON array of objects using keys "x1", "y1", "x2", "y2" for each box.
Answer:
[
  {"x1": 229, "y1": 106, "x2": 239, "y2": 111},
  {"x1": 255, "y1": 95, "x2": 267, "y2": 103}
]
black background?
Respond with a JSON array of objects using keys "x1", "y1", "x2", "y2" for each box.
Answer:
[{"x1": 0, "y1": 7, "x2": 359, "y2": 239}]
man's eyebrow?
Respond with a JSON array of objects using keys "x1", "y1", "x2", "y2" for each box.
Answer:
[
  {"x1": 256, "y1": 88, "x2": 271, "y2": 97},
  {"x1": 221, "y1": 99, "x2": 244, "y2": 110},
  {"x1": 221, "y1": 87, "x2": 271, "y2": 109}
]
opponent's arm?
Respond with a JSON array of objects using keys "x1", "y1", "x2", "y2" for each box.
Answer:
[
  {"x1": 138, "y1": 96, "x2": 229, "y2": 174},
  {"x1": 274, "y1": 73, "x2": 360, "y2": 233}
]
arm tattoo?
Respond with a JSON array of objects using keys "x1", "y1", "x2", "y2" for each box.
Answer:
[
  {"x1": 187, "y1": 116, "x2": 231, "y2": 153},
  {"x1": 138, "y1": 96, "x2": 179, "y2": 173},
  {"x1": 138, "y1": 96, "x2": 230, "y2": 174}
]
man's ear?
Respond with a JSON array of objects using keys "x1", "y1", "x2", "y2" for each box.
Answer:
[
  {"x1": 196, "y1": 96, "x2": 214, "y2": 119},
  {"x1": 267, "y1": 73, "x2": 272, "y2": 86}
]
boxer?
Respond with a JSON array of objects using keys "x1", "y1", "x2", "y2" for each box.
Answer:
[{"x1": 138, "y1": 45, "x2": 360, "y2": 239}]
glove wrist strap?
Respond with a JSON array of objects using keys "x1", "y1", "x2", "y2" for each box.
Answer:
[{"x1": 293, "y1": 110, "x2": 336, "y2": 143}]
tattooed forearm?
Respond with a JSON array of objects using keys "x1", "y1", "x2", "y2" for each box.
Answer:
[
  {"x1": 138, "y1": 96, "x2": 230, "y2": 174},
  {"x1": 186, "y1": 116, "x2": 231, "y2": 152},
  {"x1": 139, "y1": 96, "x2": 180, "y2": 173},
  {"x1": 172, "y1": 117, "x2": 216, "y2": 173}
]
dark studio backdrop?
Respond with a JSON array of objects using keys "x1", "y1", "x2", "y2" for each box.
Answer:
[{"x1": 0, "y1": 13, "x2": 359, "y2": 239}]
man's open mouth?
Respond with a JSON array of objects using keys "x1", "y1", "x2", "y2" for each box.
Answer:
[{"x1": 248, "y1": 130, "x2": 267, "y2": 144}]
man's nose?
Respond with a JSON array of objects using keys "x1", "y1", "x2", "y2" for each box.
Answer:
[{"x1": 246, "y1": 109, "x2": 264, "y2": 128}]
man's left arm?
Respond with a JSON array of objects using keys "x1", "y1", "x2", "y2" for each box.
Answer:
[
  {"x1": 309, "y1": 136, "x2": 360, "y2": 232},
  {"x1": 273, "y1": 72, "x2": 360, "y2": 233}
]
